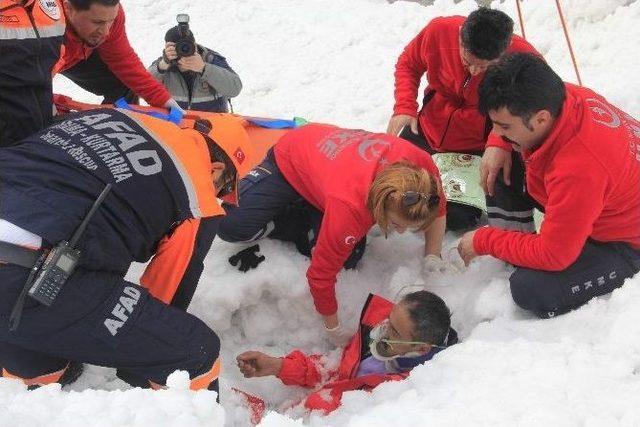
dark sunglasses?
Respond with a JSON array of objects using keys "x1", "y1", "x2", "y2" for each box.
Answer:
[{"x1": 401, "y1": 191, "x2": 440, "y2": 209}]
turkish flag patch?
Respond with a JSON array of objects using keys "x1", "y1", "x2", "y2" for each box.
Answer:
[{"x1": 233, "y1": 148, "x2": 246, "y2": 164}]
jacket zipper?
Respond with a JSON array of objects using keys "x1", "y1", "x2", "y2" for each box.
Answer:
[{"x1": 437, "y1": 74, "x2": 471, "y2": 149}]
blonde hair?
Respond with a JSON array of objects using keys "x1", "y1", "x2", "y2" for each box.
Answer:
[{"x1": 367, "y1": 161, "x2": 440, "y2": 234}]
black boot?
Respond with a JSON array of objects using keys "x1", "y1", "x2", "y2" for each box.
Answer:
[{"x1": 58, "y1": 361, "x2": 85, "y2": 387}]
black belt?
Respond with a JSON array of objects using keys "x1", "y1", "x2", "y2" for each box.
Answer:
[{"x1": 0, "y1": 240, "x2": 44, "y2": 269}]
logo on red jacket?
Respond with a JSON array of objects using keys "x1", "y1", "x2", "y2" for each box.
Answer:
[
  {"x1": 233, "y1": 147, "x2": 246, "y2": 164},
  {"x1": 358, "y1": 138, "x2": 391, "y2": 162},
  {"x1": 344, "y1": 236, "x2": 356, "y2": 245},
  {"x1": 0, "y1": 15, "x2": 19, "y2": 23},
  {"x1": 586, "y1": 98, "x2": 621, "y2": 129},
  {"x1": 39, "y1": 0, "x2": 61, "y2": 20}
]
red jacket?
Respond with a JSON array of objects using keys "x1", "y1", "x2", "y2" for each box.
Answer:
[
  {"x1": 274, "y1": 125, "x2": 446, "y2": 315},
  {"x1": 474, "y1": 84, "x2": 640, "y2": 270},
  {"x1": 276, "y1": 295, "x2": 409, "y2": 413},
  {"x1": 393, "y1": 16, "x2": 539, "y2": 153},
  {"x1": 54, "y1": 6, "x2": 171, "y2": 107}
]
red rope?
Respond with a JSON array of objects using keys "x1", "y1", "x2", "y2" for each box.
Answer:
[
  {"x1": 515, "y1": 0, "x2": 526, "y2": 40},
  {"x1": 555, "y1": 0, "x2": 583, "y2": 85}
]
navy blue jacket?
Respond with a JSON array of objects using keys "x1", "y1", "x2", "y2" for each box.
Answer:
[{"x1": 0, "y1": 109, "x2": 222, "y2": 299}]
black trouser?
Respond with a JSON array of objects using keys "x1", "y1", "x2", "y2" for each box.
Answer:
[
  {"x1": 485, "y1": 151, "x2": 537, "y2": 232},
  {"x1": 0, "y1": 264, "x2": 220, "y2": 392},
  {"x1": 61, "y1": 52, "x2": 138, "y2": 104},
  {"x1": 217, "y1": 150, "x2": 366, "y2": 269},
  {"x1": 398, "y1": 125, "x2": 483, "y2": 232},
  {"x1": 510, "y1": 240, "x2": 640, "y2": 318}
]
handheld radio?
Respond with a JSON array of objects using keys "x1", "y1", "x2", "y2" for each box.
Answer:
[{"x1": 27, "y1": 184, "x2": 112, "y2": 306}]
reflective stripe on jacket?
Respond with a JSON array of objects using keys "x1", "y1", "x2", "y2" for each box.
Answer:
[{"x1": 0, "y1": 0, "x2": 65, "y2": 145}]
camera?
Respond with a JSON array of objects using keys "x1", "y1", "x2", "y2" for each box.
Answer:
[{"x1": 174, "y1": 13, "x2": 196, "y2": 59}]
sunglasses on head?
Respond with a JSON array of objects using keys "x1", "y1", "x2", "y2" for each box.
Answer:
[{"x1": 401, "y1": 191, "x2": 440, "y2": 209}]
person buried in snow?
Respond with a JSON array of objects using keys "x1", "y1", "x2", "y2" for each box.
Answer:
[{"x1": 237, "y1": 290, "x2": 458, "y2": 415}]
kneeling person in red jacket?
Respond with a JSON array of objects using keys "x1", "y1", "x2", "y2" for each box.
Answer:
[
  {"x1": 387, "y1": 7, "x2": 540, "y2": 231},
  {"x1": 237, "y1": 290, "x2": 457, "y2": 414},
  {"x1": 458, "y1": 53, "x2": 640, "y2": 318},
  {"x1": 218, "y1": 124, "x2": 448, "y2": 345}
]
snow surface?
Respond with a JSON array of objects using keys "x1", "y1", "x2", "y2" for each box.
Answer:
[{"x1": 2, "y1": 0, "x2": 639, "y2": 426}]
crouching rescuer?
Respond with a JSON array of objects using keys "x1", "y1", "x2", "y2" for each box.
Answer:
[{"x1": 0, "y1": 107, "x2": 255, "y2": 395}]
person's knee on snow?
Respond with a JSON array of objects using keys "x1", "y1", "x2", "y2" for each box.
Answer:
[
  {"x1": 144, "y1": 326, "x2": 221, "y2": 392},
  {"x1": 177, "y1": 325, "x2": 222, "y2": 391},
  {"x1": 0, "y1": 361, "x2": 84, "y2": 389},
  {"x1": 509, "y1": 268, "x2": 566, "y2": 318},
  {"x1": 217, "y1": 216, "x2": 273, "y2": 243},
  {"x1": 0, "y1": 342, "x2": 85, "y2": 389}
]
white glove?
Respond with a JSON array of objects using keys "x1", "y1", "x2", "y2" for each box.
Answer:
[
  {"x1": 164, "y1": 98, "x2": 186, "y2": 115},
  {"x1": 325, "y1": 322, "x2": 351, "y2": 348},
  {"x1": 422, "y1": 254, "x2": 462, "y2": 275}
]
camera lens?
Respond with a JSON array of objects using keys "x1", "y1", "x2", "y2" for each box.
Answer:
[{"x1": 176, "y1": 41, "x2": 195, "y2": 57}]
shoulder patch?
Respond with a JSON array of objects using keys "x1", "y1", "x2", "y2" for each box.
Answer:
[
  {"x1": 344, "y1": 235, "x2": 356, "y2": 246},
  {"x1": 39, "y1": 0, "x2": 61, "y2": 20}
]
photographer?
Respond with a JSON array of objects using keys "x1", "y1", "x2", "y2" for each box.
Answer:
[{"x1": 149, "y1": 16, "x2": 242, "y2": 113}]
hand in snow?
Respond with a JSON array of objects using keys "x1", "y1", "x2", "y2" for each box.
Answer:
[
  {"x1": 480, "y1": 146, "x2": 512, "y2": 197},
  {"x1": 422, "y1": 254, "x2": 462, "y2": 275},
  {"x1": 325, "y1": 322, "x2": 351, "y2": 348},
  {"x1": 386, "y1": 114, "x2": 418, "y2": 137},
  {"x1": 178, "y1": 54, "x2": 206, "y2": 74},
  {"x1": 237, "y1": 351, "x2": 283, "y2": 378},
  {"x1": 457, "y1": 230, "x2": 478, "y2": 266}
]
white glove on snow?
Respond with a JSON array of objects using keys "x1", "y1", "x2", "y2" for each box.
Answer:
[
  {"x1": 422, "y1": 254, "x2": 462, "y2": 275},
  {"x1": 325, "y1": 323, "x2": 351, "y2": 348}
]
